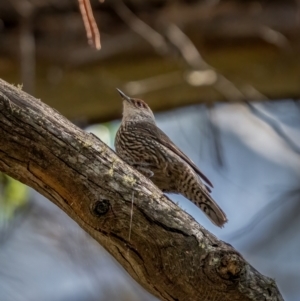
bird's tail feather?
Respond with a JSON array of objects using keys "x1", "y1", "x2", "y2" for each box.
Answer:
[{"x1": 179, "y1": 176, "x2": 227, "y2": 227}]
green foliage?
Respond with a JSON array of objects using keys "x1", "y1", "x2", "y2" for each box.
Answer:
[{"x1": 0, "y1": 173, "x2": 28, "y2": 221}]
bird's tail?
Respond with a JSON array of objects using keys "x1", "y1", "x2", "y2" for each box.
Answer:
[{"x1": 179, "y1": 174, "x2": 227, "y2": 227}]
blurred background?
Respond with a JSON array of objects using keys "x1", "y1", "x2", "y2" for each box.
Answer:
[{"x1": 0, "y1": 0, "x2": 300, "y2": 300}]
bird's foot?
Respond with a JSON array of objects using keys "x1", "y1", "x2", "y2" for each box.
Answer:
[{"x1": 136, "y1": 167, "x2": 154, "y2": 178}]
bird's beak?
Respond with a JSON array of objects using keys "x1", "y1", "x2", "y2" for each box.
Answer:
[{"x1": 116, "y1": 88, "x2": 131, "y2": 102}]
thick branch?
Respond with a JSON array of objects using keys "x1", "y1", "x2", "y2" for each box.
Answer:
[{"x1": 0, "y1": 79, "x2": 283, "y2": 301}]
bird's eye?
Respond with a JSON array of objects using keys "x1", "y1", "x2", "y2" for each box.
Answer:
[{"x1": 136, "y1": 101, "x2": 142, "y2": 108}]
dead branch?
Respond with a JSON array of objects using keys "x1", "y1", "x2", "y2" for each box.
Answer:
[{"x1": 0, "y1": 78, "x2": 284, "y2": 301}]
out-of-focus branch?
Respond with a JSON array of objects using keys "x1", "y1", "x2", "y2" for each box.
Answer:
[
  {"x1": 113, "y1": 0, "x2": 168, "y2": 54},
  {"x1": 19, "y1": 14, "x2": 35, "y2": 94},
  {"x1": 227, "y1": 188, "x2": 300, "y2": 242},
  {"x1": 246, "y1": 102, "x2": 300, "y2": 154},
  {"x1": 258, "y1": 26, "x2": 290, "y2": 49},
  {"x1": 112, "y1": 2, "x2": 267, "y2": 102},
  {"x1": 164, "y1": 23, "x2": 252, "y2": 101},
  {"x1": 11, "y1": 0, "x2": 36, "y2": 94},
  {"x1": 124, "y1": 71, "x2": 182, "y2": 95},
  {"x1": 164, "y1": 23, "x2": 208, "y2": 70},
  {"x1": 207, "y1": 107, "x2": 225, "y2": 168}
]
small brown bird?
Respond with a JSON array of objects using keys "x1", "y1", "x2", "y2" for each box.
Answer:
[{"x1": 115, "y1": 89, "x2": 227, "y2": 227}]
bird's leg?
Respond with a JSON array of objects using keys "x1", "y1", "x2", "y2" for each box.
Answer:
[
  {"x1": 136, "y1": 167, "x2": 154, "y2": 178},
  {"x1": 127, "y1": 161, "x2": 154, "y2": 178}
]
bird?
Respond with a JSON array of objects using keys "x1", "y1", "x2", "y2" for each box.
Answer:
[{"x1": 114, "y1": 89, "x2": 227, "y2": 227}]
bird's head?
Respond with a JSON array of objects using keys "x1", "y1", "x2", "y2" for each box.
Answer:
[{"x1": 116, "y1": 88, "x2": 155, "y2": 123}]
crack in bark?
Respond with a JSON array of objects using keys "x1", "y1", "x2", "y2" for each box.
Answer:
[
  {"x1": 115, "y1": 244, "x2": 140, "y2": 279},
  {"x1": 0, "y1": 158, "x2": 11, "y2": 169},
  {"x1": 0, "y1": 110, "x2": 47, "y2": 142},
  {"x1": 164, "y1": 290, "x2": 179, "y2": 301},
  {"x1": 137, "y1": 205, "x2": 189, "y2": 237},
  {"x1": 110, "y1": 232, "x2": 144, "y2": 262},
  {"x1": 0, "y1": 149, "x2": 26, "y2": 165}
]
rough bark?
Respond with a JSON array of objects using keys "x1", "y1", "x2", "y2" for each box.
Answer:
[{"x1": 0, "y1": 78, "x2": 284, "y2": 301}]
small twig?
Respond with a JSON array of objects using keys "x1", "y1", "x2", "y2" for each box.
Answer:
[
  {"x1": 10, "y1": 0, "x2": 36, "y2": 94},
  {"x1": 207, "y1": 107, "x2": 225, "y2": 168},
  {"x1": 0, "y1": 91, "x2": 13, "y2": 112},
  {"x1": 19, "y1": 15, "x2": 35, "y2": 94},
  {"x1": 78, "y1": 0, "x2": 101, "y2": 50},
  {"x1": 128, "y1": 191, "x2": 134, "y2": 241},
  {"x1": 240, "y1": 84, "x2": 268, "y2": 101},
  {"x1": 246, "y1": 102, "x2": 300, "y2": 154},
  {"x1": 214, "y1": 74, "x2": 245, "y2": 101},
  {"x1": 227, "y1": 188, "x2": 300, "y2": 242}
]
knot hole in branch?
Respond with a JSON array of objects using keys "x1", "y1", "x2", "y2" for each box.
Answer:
[
  {"x1": 203, "y1": 251, "x2": 243, "y2": 290},
  {"x1": 91, "y1": 199, "x2": 111, "y2": 217}
]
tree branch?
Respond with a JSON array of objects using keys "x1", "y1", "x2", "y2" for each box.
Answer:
[{"x1": 0, "y1": 78, "x2": 284, "y2": 301}]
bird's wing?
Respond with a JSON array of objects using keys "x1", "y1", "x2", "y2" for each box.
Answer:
[{"x1": 129, "y1": 122, "x2": 213, "y2": 189}]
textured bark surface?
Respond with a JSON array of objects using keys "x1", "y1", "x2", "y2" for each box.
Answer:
[{"x1": 0, "y1": 78, "x2": 284, "y2": 301}]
